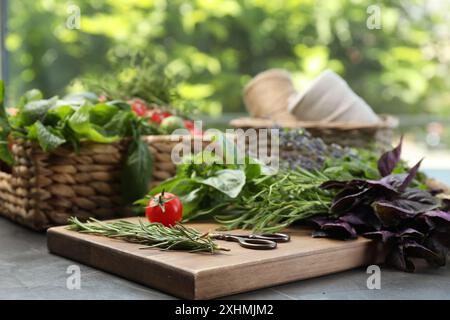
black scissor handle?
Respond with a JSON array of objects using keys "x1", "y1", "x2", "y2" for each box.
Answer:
[
  {"x1": 237, "y1": 237, "x2": 277, "y2": 250},
  {"x1": 216, "y1": 234, "x2": 277, "y2": 250},
  {"x1": 248, "y1": 233, "x2": 290, "y2": 243}
]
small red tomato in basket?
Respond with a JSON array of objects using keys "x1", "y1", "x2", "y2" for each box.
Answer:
[
  {"x1": 161, "y1": 111, "x2": 172, "y2": 119},
  {"x1": 145, "y1": 191, "x2": 183, "y2": 227},
  {"x1": 184, "y1": 120, "x2": 194, "y2": 131},
  {"x1": 150, "y1": 112, "x2": 163, "y2": 124},
  {"x1": 184, "y1": 120, "x2": 202, "y2": 136},
  {"x1": 150, "y1": 111, "x2": 172, "y2": 124},
  {"x1": 130, "y1": 99, "x2": 148, "y2": 117}
]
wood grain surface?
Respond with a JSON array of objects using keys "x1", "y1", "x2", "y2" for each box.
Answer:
[{"x1": 47, "y1": 218, "x2": 385, "y2": 299}]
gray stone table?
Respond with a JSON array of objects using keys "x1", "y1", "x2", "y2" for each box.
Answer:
[{"x1": 1, "y1": 169, "x2": 450, "y2": 300}]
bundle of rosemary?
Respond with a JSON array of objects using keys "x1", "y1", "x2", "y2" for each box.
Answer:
[
  {"x1": 68, "y1": 217, "x2": 228, "y2": 253},
  {"x1": 215, "y1": 168, "x2": 337, "y2": 232}
]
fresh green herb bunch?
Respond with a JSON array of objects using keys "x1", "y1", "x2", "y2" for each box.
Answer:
[
  {"x1": 85, "y1": 53, "x2": 196, "y2": 117},
  {"x1": 215, "y1": 168, "x2": 337, "y2": 232},
  {"x1": 0, "y1": 80, "x2": 154, "y2": 203},
  {"x1": 68, "y1": 217, "x2": 227, "y2": 253}
]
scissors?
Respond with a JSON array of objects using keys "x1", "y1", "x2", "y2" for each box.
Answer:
[{"x1": 211, "y1": 233, "x2": 290, "y2": 250}]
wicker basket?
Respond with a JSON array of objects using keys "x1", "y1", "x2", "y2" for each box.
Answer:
[
  {"x1": 0, "y1": 135, "x2": 210, "y2": 231},
  {"x1": 230, "y1": 115, "x2": 398, "y2": 149}
]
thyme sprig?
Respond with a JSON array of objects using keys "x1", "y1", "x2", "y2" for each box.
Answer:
[{"x1": 67, "y1": 217, "x2": 228, "y2": 253}]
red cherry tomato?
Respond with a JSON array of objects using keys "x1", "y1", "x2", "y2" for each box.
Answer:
[
  {"x1": 161, "y1": 111, "x2": 172, "y2": 119},
  {"x1": 145, "y1": 191, "x2": 183, "y2": 227},
  {"x1": 150, "y1": 112, "x2": 163, "y2": 124},
  {"x1": 184, "y1": 120, "x2": 203, "y2": 136},
  {"x1": 130, "y1": 100, "x2": 147, "y2": 117},
  {"x1": 184, "y1": 120, "x2": 194, "y2": 130},
  {"x1": 149, "y1": 111, "x2": 173, "y2": 124}
]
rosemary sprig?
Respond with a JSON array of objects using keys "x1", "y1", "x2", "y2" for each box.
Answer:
[
  {"x1": 67, "y1": 217, "x2": 228, "y2": 253},
  {"x1": 215, "y1": 168, "x2": 336, "y2": 233}
]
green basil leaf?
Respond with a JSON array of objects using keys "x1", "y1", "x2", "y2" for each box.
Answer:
[
  {"x1": 183, "y1": 202, "x2": 229, "y2": 222},
  {"x1": 103, "y1": 110, "x2": 134, "y2": 136},
  {"x1": 27, "y1": 121, "x2": 66, "y2": 152},
  {"x1": 68, "y1": 104, "x2": 119, "y2": 143},
  {"x1": 44, "y1": 104, "x2": 75, "y2": 126},
  {"x1": 21, "y1": 97, "x2": 58, "y2": 126},
  {"x1": 198, "y1": 169, "x2": 246, "y2": 198},
  {"x1": 0, "y1": 81, "x2": 13, "y2": 165},
  {"x1": 18, "y1": 89, "x2": 43, "y2": 110},
  {"x1": 63, "y1": 92, "x2": 98, "y2": 103},
  {"x1": 89, "y1": 103, "x2": 119, "y2": 126},
  {"x1": 0, "y1": 118, "x2": 13, "y2": 165},
  {"x1": 106, "y1": 100, "x2": 132, "y2": 111},
  {"x1": 0, "y1": 80, "x2": 7, "y2": 119},
  {"x1": 121, "y1": 139, "x2": 153, "y2": 203},
  {"x1": 244, "y1": 160, "x2": 262, "y2": 180}
]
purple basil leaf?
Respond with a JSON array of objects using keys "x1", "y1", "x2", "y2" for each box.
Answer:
[
  {"x1": 366, "y1": 175, "x2": 402, "y2": 194},
  {"x1": 424, "y1": 234, "x2": 448, "y2": 267},
  {"x1": 320, "y1": 180, "x2": 349, "y2": 190},
  {"x1": 339, "y1": 212, "x2": 368, "y2": 226},
  {"x1": 378, "y1": 136, "x2": 403, "y2": 177},
  {"x1": 309, "y1": 216, "x2": 333, "y2": 227},
  {"x1": 399, "y1": 228, "x2": 424, "y2": 239},
  {"x1": 420, "y1": 210, "x2": 450, "y2": 232},
  {"x1": 398, "y1": 158, "x2": 423, "y2": 192},
  {"x1": 321, "y1": 221, "x2": 358, "y2": 239},
  {"x1": 363, "y1": 230, "x2": 396, "y2": 243},
  {"x1": 373, "y1": 190, "x2": 439, "y2": 227},
  {"x1": 331, "y1": 187, "x2": 371, "y2": 213},
  {"x1": 310, "y1": 217, "x2": 357, "y2": 239},
  {"x1": 403, "y1": 240, "x2": 446, "y2": 268},
  {"x1": 422, "y1": 210, "x2": 450, "y2": 223},
  {"x1": 373, "y1": 201, "x2": 416, "y2": 226},
  {"x1": 431, "y1": 232, "x2": 450, "y2": 249},
  {"x1": 386, "y1": 244, "x2": 416, "y2": 272}
]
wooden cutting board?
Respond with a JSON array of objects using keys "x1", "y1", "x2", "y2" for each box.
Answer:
[{"x1": 47, "y1": 218, "x2": 384, "y2": 299}]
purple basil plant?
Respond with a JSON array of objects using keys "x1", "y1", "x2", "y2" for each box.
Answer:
[{"x1": 310, "y1": 138, "x2": 450, "y2": 272}]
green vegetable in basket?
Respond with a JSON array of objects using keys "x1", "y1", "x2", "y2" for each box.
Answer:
[
  {"x1": 0, "y1": 81, "x2": 13, "y2": 165},
  {"x1": 0, "y1": 81, "x2": 156, "y2": 203}
]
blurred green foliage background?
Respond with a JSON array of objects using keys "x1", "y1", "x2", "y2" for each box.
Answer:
[{"x1": 4, "y1": 0, "x2": 450, "y2": 117}]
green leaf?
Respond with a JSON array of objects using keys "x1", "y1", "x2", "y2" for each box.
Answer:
[
  {"x1": 68, "y1": 104, "x2": 119, "y2": 143},
  {"x1": 0, "y1": 81, "x2": 13, "y2": 165},
  {"x1": 103, "y1": 110, "x2": 134, "y2": 136},
  {"x1": 89, "y1": 103, "x2": 119, "y2": 126},
  {"x1": 18, "y1": 89, "x2": 43, "y2": 110},
  {"x1": 44, "y1": 104, "x2": 75, "y2": 126},
  {"x1": 183, "y1": 202, "x2": 229, "y2": 222},
  {"x1": 106, "y1": 100, "x2": 132, "y2": 111},
  {"x1": 27, "y1": 121, "x2": 66, "y2": 152},
  {"x1": 0, "y1": 80, "x2": 6, "y2": 118},
  {"x1": 121, "y1": 139, "x2": 153, "y2": 203},
  {"x1": 20, "y1": 97, "x2": 58, "y2": 126},
  {"x1": 63, "y1": 92, "x2": 98, "y2": 103},
  {"x1": 198, "y1": 169, "x2": 246, "y2": 198},
  {"x1": 0, "y1": 119, "x2": 13, "y2": 165}
]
